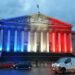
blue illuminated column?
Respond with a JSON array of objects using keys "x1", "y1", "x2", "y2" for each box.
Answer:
[
  {"x1": 0, "y1": 29, "x2": 3, "y2": 51},
  {"x1": 6, "y1": 30, "x2": 10, "y2": 52},
  {"x1": 14, "y1": 30, "x2": 17, "y2": 52},
  {"x1": 17, "y1": 31, "x2": 21, "y2": 52},
  {"x1": 21, "y1": 31, "x2": 24, "y2": 52}
]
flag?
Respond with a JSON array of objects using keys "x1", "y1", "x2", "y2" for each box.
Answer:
[{"x1": 37, "y1": 4, "x2": 39, "y2": 9}]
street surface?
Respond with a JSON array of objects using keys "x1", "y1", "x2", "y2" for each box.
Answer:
[{"x1": 0, "y1": 67, "x2": 74, "y2": 75}]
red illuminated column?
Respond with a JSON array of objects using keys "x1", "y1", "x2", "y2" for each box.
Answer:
[
  {"x1": 64, "y1": 33, "x2": 67, "y2": 53},
  {"x1": 52, "y1": 32, "x2": 55, "y2": 53},
  {"x1": 55, "y1": 33, "x2": 59, "y2": 53},
  {"x1": 66, "y1": 33, "x2": 72, "y2": 53},
  {"x1": 58, "y1": 32, "x2": 61, "y2": 53},
  {"x1": 66, "y1": 33, "x2": 70, "y2": 53}
]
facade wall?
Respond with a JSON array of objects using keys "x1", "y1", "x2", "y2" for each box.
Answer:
[
  {"x1": 0, "y1": 29, "x2": 50, "y2": 53},
  {"x1": 48, "y1": 25, "x2": 72, "y2": 53},
  {"x1": 49, "y1": 31, "x2": 72, "y2": 53},
  {"x1": 0, "y1": 14, "x2": 72, "y2": 53},
  {"x1": 0, "y1": 29, "x2": 72, "y2": 53}
]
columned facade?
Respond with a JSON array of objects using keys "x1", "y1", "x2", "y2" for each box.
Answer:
[
  {"x1": 27, "y1": 31, "x2": 49, "y2": 52},
  {"x1": 0, "y1": 13, "x2": 73, "y2": 53},
  {"x1": 49, "y1": 30, "x2": 72, "y2": 53}
]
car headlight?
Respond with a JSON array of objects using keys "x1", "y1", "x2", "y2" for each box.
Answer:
[
  {"x1": 52, "y1": 63, "x2": 60, "y2": 67},
  {"x1": 52, "y1": 63, "x2": 54, "y2": 67},
  {"x1": 13, "y1": 64, "x2": 15, "y2": 67},
  {"x1": 56, "y1": 64, "x2": 60, "y2": 67}
]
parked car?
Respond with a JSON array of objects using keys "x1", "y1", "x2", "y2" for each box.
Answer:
[
  {"x1": 0, "y1": 63, "x2": 14, "y2": 69},
  {"x1": 13, "y1": 62, "x2": 32, "y2": 70},
  {"x1": 52, "y1": 57, "x2": 75, "y2": 73}
]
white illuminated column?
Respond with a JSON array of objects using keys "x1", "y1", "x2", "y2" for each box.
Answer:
[
  {"x1": 64, "y1": 33, "x2": 67, "y2": 53},
  {"x1": 69, "y1": 33, "x2": 72, "y2": 53},
  {"x1": 34, "y1": 32, "x2": 37, "y2": 52},
  {"x1": 7, "y1": 30, "x2": 10, "y2": 52},
  {"x1": 47, "y1": 32, "x2": 49, "y2": 53},
  {"x1": 40, "y1": 32, "x2": 43, "y2": 52},
  {"x1": 28, "y1": 32, "x2": 30, "y2": 52},
  {"x1": 58, "y1": 33, "x2": 61, "y2": 53},
  {"x1": 52, "y1": 32, "x2": 55, "y2": 53},
  {"x1": 14, "y1": 30, "x2": 17, "y2": 52},
  {"x1": 0, "y1": 29, "x2": 3, "y2": 51},
  {"x1": 21, "y1": 31, "x2": 24, "y2": 52}
]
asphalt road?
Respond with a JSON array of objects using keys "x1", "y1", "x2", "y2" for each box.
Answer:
[{"x1": 0, "y1": 67, "x2": 74, "y2": 75}]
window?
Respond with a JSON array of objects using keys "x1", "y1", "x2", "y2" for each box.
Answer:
[{"x1": 65, "y1": 58, "x2": 71, "y2": 64}]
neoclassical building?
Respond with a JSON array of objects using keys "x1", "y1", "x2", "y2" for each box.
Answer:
[{"x1": 0, "y1": 13, "x2": 72, "y2": 53}]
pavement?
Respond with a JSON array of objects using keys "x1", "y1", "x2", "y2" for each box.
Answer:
[
  {"x1": 0, "y1": 66, "x2": 74, "y2": 75},
  {"x1": 0, "y1": 62, "x2": 74, "y2": 75}
]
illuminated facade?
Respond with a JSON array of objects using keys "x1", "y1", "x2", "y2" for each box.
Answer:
[{"x1": 0, "y1": 13, "x2": 72, "y2": 53}]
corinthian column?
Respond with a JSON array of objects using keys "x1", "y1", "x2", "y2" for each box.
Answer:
[
  {"x1": 58, "y1": 32, "x2": 61, "y2": 53},
  {"x1": 34, "y1": 32, "x2": 37, "y2": 52},
  {"x1": 47, "y1": 32, "x2": 49, "y2": 52},
  {"x1": 14, "y1": 30, "x2": 17, "y2": 52},
  {"x1": 21, "y1": 31, "x2": 24, "y2": 52},
  {"x1": 7, "y1": 30, "x2": 10, "y2": 52},
  {"x1": 40, "y1": 32, "x2": 43, "y2": 52},
  {"x1": 64, "y1": 33, "x2": 67, "y2": 53},
  {"x1": 52, "y1": 32, "x2": 55, "y2": 53},
  {"x1": 0, "y1": 29, "x2": 3, "y2": 51},
  {"x1": 28, "y1": 32, "x2": 30, "y2": 52}
]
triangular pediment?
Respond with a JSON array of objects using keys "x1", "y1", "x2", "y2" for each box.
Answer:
[
  {"x1": 30, "y1": 13, "x2": 71, "y2": 27},
  {"x1": 29, "y1": 13, "x2": 49, "y2": 31},
  {"x1": 0, "y1": 13, "x2": 72, "y2": 30},
  {"x1": 49, "y1": 18, "x2": 71, "y2": 27}
]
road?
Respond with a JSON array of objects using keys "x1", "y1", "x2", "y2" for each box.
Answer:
[{"x1": 0, "y1": 67, "x2": 74, "y2": 75}]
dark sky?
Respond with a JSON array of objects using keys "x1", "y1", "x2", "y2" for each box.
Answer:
[{"x1": 0, "y1": 0, "x2": 75, "y2": 30}]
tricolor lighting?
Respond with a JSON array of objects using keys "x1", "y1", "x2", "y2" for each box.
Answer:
[{"x1": 0, "y1": 13, "x2": 73, "y2": 53}]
